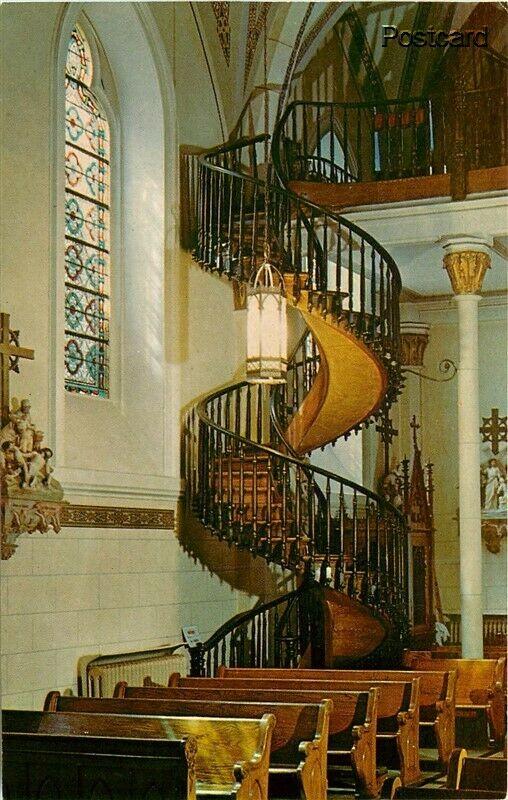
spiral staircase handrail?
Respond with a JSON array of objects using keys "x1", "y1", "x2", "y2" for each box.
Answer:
[
  {"x1": 271, "y1": 100, "x2": 402, "y2": 293},
  {"x1": 195, "y1": 381, "x2": 404, "y2": 522}
]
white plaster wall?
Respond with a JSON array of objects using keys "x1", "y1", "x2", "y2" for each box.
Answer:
[
  {"x1": 418, "y1": 298, "x2": 507, "y2": 614},
  {"x1": 1, "y1": 524, "x2": 242, "y2": 709},
  {"x1": 0, "y1": 3, "x2": 261, "y2": 711}
]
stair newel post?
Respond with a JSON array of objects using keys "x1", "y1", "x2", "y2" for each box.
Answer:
[
  {"x1": 356, "y1": 106, "x2": 362, "y2": 182},
  {"x1": 379, "y1": 258, "x2": 386, "y2": 351},
  {"x1": 307, "y1": 478, "x2": 315, "y2": 568},
  {"x1": 336, "y1": 219, "x2": 343, "y2": 318},
  {"x1": 334, "y1": 482, "x2": 345, "y2": 592},
  {"x1": 197, "y1": 163, "x2": 204, "y2": 261},
  {"x1": 238, "y1": 179, "x2": 245, "y2": 281},
  {"x1": 343, "y1": 104, "x2": 349, "y2": 181},
  {"x1": 286, "y1": 184, "x2": 293, "y2": 271},
  {"x1": 217, "y1": 429, "x2": 223, "y2": 535},
  {"x1": 250, "y1": 182, "x2": 259, "y2": 275},
  {"x1": 217, "y1": 170, "x2": 224, "y2": 273},
  {"x1": 384, "y1": 507, "x2": 390, "y2": 607},
  {"x1": 256, "y1": 384, "x2": 263, "y2": 444},
  {"x1": 251, "y1": 450, "x2": 259, "y2": 553},
  {"x1": 302, "y1": 104, "x2": 309, "y2": 171},
  {"x1": 190, "y1": 642, "x2": 205, "y2": 677},
  {"x1": 234, "y1": 388, "x2": 241, "y2": 441},
  {"x1": 294, "y1": 464, "x2": 302, "y2": 564},
  {"x1": 266, "y1": 454, "x2": 273, "y2": 556},
  {"x1": 348, "y1": 228, "x2": 354, "y2": 327},
  {"x1": 375, "y1": 503, "x2": 382, "y2": 609},
  {"x1": 316, "y1": 104, "x2": 322, "y2": 174},
  {"x1": 322, "y1": 214, "x2": 328, "y2": 297},
  {"x1": 352, "y1": 488, "x2": 358, "y2": 598},
  {"x1": 226, "y1": 173, "x2": 234, "y2": 275},
  {"x1": 365, "y1": 499, "x2": 372, "y2": 603},
  {"x1": 359, "y1": 236, "x2": 366, "y2": 335},
  {"x1": 238, "y1": 440, "x2": 245, "y2": 545},
  {"x1": 295, "y1": 199, "x2": 302, "y2": 281},
  {"x1": 370, "y1": 246, "x2": 377, "y2": 341},
  {"x1": 281, "y1": 459, "x2": 288, "y2": 566},
  {"x1": 329, "y1": 103, "x2": 335, "y2": 177},
  {"x1": 318, "y1": 477, "x2": 331, "y2": 586}
]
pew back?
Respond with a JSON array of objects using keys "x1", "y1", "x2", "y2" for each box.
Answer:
[
  {"x1": 169, "y1": 675, "x2": 418, "y2": 722},
  {"x1": 2, "y1": 711, "x2": 195, "y2": 800},
  {"x1": 216, "y1": 667, "x2": 453, "y2": 711},
  {"x1": 402, "y1": 657, "x2": 506, "y2": 703},
  {"x1": 44, "y1": 693, "x2": 329, "y2": 764}
]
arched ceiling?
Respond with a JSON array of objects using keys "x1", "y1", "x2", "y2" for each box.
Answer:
[{"x1": 163, "y1": 1, "x2": 506, "y2": 142}]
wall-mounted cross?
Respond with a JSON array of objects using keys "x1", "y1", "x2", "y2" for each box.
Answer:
[
  {"x1": 480, "y1": 408, "x2": 507, "y2": 455},
  {"x1": 0, "y1": 312, "x2": 34, "y2": 426}
]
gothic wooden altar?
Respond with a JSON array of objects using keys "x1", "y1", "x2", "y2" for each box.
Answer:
[{"x1": 400, "y1": 418, "x2": 440, "y2": 646}]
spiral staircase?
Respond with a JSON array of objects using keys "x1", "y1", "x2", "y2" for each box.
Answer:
[{"x1": 183, "y1": 101, "x2": 410, "y2": 676}]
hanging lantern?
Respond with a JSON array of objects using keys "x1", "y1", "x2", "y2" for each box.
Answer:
[{"x1": 246, "y1": 259, "x2": 287, "y2": 384}]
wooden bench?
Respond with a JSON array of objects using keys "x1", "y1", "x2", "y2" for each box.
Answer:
[
  {"x1": 111, "y1": 682, "x2": 382, "y2": 798},
  {"x1": 218, "y1": 666, "x2": 456, "y2": 767},
  {"x1": 393, "y1": 747, "x2": 508, "y2": 799},
  {"x1": 5, "y1": 707, "x2": 275, "y2": 800},
  {"x1": 2, "y1": 709, "x2": 196, "y2": 800},
  {"x1": 45, "y1": 692, "x2": 331, "y2": 800},
  {"x1": 403, "y1": 654, "x2": 506, "y2": 745},
  {"x1": 169, "y1": 673, "x2": 421, "y2": 786}
]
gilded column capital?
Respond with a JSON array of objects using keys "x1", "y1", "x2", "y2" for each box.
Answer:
[
  {"x1": 400, "y1": 321, "x2": 430, "y2": 367},
  {"x1": 441, "y1": 235, "x2": 491, "y2": 295},
  {"x1": 443, "y1": 250, "x2": 491, "y2": 295}
]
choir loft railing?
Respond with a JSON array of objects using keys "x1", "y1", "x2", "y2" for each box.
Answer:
[{"x1": 274, "y1": 91, "x2": 507, "y2": 195}]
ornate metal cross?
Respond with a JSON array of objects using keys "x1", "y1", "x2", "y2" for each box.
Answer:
[
  {"x1": 0, "y1": 312, "x2": 35, "y2": 426},
  {"x1": 480, "y1": 408, "x2": 507, "y2": 455},
  {"x1": 376, "y1": 407, "x2": 398, "y2": 475}
]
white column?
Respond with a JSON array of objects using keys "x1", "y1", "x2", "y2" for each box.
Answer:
[
  {"x1": 456, "y1": 294, "x2": 483, "y2": 657},
  {"x1": 442, "y1": 236, "x2": 491, "y2": 658}
]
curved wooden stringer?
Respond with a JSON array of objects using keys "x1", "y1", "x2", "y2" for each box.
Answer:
[
  {"x1": 284, "y1": 300, "x2": 387, "y2": 455},
  {"x1": 185, "y1": 105, "x2": 410, "y2": 674}
]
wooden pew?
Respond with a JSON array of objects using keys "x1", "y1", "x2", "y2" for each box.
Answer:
[
  {"x1": 44, "y1": 693, "x2": 331, "y2": 800},
  {"x1": 218, "y1": 666, "x2": 456, "y2": 767},
  {"x1": 169, "y1": 674, "x2": 422, "y2": 787},
  {"x1": 2, "y1": 709, "x2": 196, "y2": 800},
  {"x1": 110, "y1": 682, "x2": 382, "y2": 798},
  {"x1": 4, "y1": 707, "x2": 275, "y2": 800},
  {"x1": 393, "y1": 747, "x2": 508, "y2": 799},
  {"x1": 403, "y1": 654, "x2": 506, "y2": 745}
]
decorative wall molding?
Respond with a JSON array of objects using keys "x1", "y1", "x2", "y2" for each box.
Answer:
[
  {"x1": 57, "y1": 466, "x2": 182, "y2": 504},
  {"x1": 61, "y1": 504, "x2": 175, "y2": 530}
]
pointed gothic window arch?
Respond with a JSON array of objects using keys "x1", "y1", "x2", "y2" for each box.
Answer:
[{"x1": 64, "y1": 25, "x2": 111, "y2": 398}]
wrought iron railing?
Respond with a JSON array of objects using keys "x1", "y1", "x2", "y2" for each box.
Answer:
[
  {"x1": 189, "y1": 583, "x2": 316, "y2": 677},
  {"x1": 273, "y1": 93, "x2": 507, "y2": 188},
  {"x1": 187, "y1": 124, "x2": 409, "y2": 667},
  {"x1": 195, "y1": 136, "x2": 403, "y2": 414}
]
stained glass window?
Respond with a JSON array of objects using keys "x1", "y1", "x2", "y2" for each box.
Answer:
[{"x1": 64, "y1": 26, "x2": 110, "y2": 397}]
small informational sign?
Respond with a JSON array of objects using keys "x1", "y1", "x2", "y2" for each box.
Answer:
[{"x1": 181, "y1": 626, "x2": 202, "y2": 649}]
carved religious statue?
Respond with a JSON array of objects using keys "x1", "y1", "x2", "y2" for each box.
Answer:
[
  {"x1": 0, "y1": 398, "x2": 57, "y2": 491},
  {"x1": 0, "y1": 312, "x2": 65, "y2": 559}
]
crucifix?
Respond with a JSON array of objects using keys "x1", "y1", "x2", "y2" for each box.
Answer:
[
  {"x1": 376, "y1": 407, "x2": 398, "y2": 475},
  {"x1": 0, "y1": 312, "x2": 34, "y2": 426},
  {"x1": 480, "y1": 408, "x2": 507, "y2": 455}
]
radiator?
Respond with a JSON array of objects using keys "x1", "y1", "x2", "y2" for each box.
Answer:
[{"x1": 78, "y1": 647, "x2": 188, "y2": 697}]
